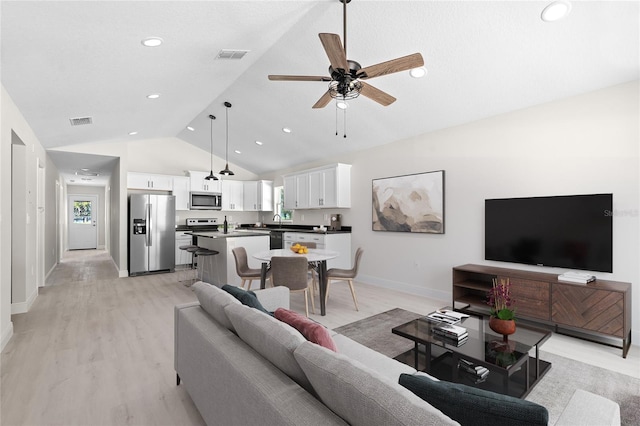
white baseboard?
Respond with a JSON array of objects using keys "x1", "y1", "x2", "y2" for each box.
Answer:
[
  {"x1": 119, "y1": 270, "x2": 128, "y2": 278},
  {"x1": 357, "y1": 274, "x2": 450, "y2": 304},
  {"x1": 11, "y1": 286, "x2": 38, "y2": 315},
  {"x1": 98, "y1": 244, "x2": 105, "y2": 250},
  {"x1": 45, "y1": 263, "x2": 57, "y2": 281},
  {"x1": 1, "y1": 322, "x2": 14, "y2": 352}
]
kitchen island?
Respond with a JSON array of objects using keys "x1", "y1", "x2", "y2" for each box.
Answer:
[{"x1": 189, "y1": 230, "x2": 269, "y2": 287}]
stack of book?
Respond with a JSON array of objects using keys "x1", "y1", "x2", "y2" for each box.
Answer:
[
  {"x1": 433, "y1": 323, "x2": 468, "y2": 346},
  {"x1": 558, "y1": 271, "x2": 596, "y2": 284},
  {"x1": 458, "y1": 359, "x2": 489, "y2": 384}
]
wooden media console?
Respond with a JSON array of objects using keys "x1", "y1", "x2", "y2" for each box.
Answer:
[{"x1": 452, "y1": 264, "x2": 632, "y2": 358}]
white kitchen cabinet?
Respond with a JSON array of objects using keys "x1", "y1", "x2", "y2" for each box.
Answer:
[
  {"x1": 188, "y1": 170, "x2": 221, "y2": 193},
  {"x1": 283, "y1": 232, "x2": 351, "y2": 269},
  {"x1": 284, "y1": 163, "x2": 350, "y2": 209},
  {"x1": 283, "y1": 173, "x2": 309, "y2": 210},
  {"x1": 243, "y1": 180, "x2": 273, "y2": 211},
  {"x1": 221, "y1": 180, "x2": 244, "y2": 211},
  {"x1": 127, "y1": 172, "x2": 174, "y2": 191},
  {"x1": 173, "y1": 176, "x2": 190, "y2": 210}
]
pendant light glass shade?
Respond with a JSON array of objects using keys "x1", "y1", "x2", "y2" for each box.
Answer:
[
  {"x1": 220, "y1": 101, "x2": 235, "y2": 176},
  {"x1": 205, "y1": 114, "x2": 218, "y2": 180}
]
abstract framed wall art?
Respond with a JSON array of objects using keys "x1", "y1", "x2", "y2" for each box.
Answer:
[{"x1": 372, "y1": 170, "x2": 444, "y2": 233}]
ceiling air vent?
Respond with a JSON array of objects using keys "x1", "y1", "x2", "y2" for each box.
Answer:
[
  {"x1": 216, "y1": 49, "x2": 250, "y2": 60},
  {"x1": 69, "y1": 116, "x2": 93, "y2": 126}
]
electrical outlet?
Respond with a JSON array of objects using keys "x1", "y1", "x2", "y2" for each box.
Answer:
[
  {"x1": 324, "y1": 214, "x2": 329, "y2": 221},
  {"x1": 301, "y1": 214, "x2": 305, "y2": 221},
  {"x1": 228, "y1": 216, "x2": 233, "y2": 222}
]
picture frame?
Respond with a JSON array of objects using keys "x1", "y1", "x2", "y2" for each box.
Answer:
[{"x1": 372, "y1": 170, "x2": 445, "y2": 233}]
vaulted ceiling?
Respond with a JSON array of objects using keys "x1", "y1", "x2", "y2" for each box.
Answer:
[{"x1": 2, "y1": 1, "x2": 638, "y2": 180}]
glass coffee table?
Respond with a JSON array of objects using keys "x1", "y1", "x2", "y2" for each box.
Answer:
[{"x1": 392, "y1": 311, "x2": 552, "y2": 398}]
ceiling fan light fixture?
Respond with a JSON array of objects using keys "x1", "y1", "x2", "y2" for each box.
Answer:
[
  {"x1": 336, "y1": 100, "x2": 348, "y2": 109},
  {"x1": 219, "y1": 102, "x2": 235, "y2": 176},
  {"x1": 541, "y1": 1, "x2": 572, "y2": 22},
  {"x1": 410, "y1": 67, "x2": 427, "y2": 78},
  {"x1": 205, "y1": 114, "x2": 218, "y2": 181}
]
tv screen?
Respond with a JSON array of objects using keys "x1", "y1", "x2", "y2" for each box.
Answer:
[{"x1": 485, "y1": 194, "x2": 613, "y2": 273}]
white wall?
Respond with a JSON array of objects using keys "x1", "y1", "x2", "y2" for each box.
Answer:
[
  {"x1": 262, "y1": 81, "x2": 640, "y2": 343},
  {"x1": 1, "y1": 85, "x2": 59, "y2": 350}
]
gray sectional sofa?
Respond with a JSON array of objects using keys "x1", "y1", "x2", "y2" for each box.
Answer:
[{"x1": 174, "y1": 282, "x2": 621, "y2": 426}]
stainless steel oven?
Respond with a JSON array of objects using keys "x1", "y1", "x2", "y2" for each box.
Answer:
[{"x1": 189, "y1": 191, "x2": 222, "y2": 210}]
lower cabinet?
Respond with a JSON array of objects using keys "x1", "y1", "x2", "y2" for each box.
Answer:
[
  {"x1": 283, "y1": 232, "x2": 351, "y2": 269},
  {"x1": 452, "y1": 264, "x2": 631, "y2": 357}
]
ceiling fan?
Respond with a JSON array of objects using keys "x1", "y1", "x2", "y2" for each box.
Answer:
[{"x1": 268, "y1": 0, "x2": 424, "y2": 109}]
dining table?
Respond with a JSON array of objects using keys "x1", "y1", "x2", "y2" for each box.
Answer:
[{"x1": 252, "y1": 248, "x2": 339, "y2": 316}]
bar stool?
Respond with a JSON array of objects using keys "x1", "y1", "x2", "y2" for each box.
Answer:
[
  {"x1": 182, "y1": 246, "x2": 200, "y2": 286},
  {"x1": 178, "y1": 245, "x2": 197, "y2": 281},
  {"x1": 195, "y1": 249, "x2": 219, "y2": 285}
]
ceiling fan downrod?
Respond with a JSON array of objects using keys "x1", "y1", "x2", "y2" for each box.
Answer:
[{"x1": 341, "y1": 0, "x2": 350, "y2": 57}]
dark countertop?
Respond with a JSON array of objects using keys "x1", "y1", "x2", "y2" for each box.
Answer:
[{"x1": 176, "y1": 224, "x2": 351, "y2": 234}]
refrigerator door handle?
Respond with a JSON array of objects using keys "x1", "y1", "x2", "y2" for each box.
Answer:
[{"x1": 147, "y1": 203, "x2": 153, "y2": 246}]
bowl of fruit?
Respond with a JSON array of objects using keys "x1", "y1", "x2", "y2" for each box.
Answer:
[{"x1": 290, "y1": 243, "x2": 309, "y2": 254}]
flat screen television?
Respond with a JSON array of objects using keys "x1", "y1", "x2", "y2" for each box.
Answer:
[{"x1": 485, "y1": 194, "x2": 613, "y2": 273}]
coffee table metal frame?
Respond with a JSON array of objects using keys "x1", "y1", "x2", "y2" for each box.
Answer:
[{"x1": 392, "y1": 311, "x2": 552, "y2": 398}]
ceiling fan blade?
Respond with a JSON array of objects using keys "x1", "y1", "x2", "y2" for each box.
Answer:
[
  {"x1": 312, "y1": 90, "x2": 334, "y2": 109},
  {"x1": 357, "y1": 53, "x2": 424, "y2": 79},
  {"x1": 359, "y1": 82, "x2": 396, "y2": 106},
  {"x1": 268, "y1": 75, "x2": 332, "y2": 82},
  {"x1": 319, "y1": 33, "x2": 349, "y2": 72}
]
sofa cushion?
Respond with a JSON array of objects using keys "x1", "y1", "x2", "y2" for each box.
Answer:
[
  {"x1": 224, "y1": 303, "x2": 312, "y2": 393},
  {"x1": 332, "y1": 334, "x2": 416, "y2": 381},
  {"x1": 192, "y1": 281, "x2": 240, "y2": 331},
  {"x1": 399, "y1": 373, "x2": 548, "y2": 426},
  {"x1": 222, "y1": 284, "x2": 271, "y2": 315},
  {"x1": 294, "y1": 341, "x2": 458, "y2": 426},
  {"x1": 274, "y1": 308, "x2": 338, "y2": 352}
]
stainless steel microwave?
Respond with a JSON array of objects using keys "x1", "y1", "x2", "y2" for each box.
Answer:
[{"x1": 189, "y1": 191, "x2": 222, "y2": 210}]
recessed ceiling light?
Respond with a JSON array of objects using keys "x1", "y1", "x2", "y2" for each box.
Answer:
[
  {"x1": 410, "y1": 67, "x2": 427, "y2": 78},
  {"x1": 282, "y1": 127, "x2": 292, "y2": 133},
  {"x1": 146, "y1": 93, "x2": 161, "y2": 99},
  {"x1": 80, "y1": 168, "x2": 90, "y2": 172},
  {"x1": 186, "y1": 126, "x2": 195, "y2": 131},
  {"x1": 336, "y1": 101, "x2": 348, "y2": 110},
  {"x1": 128, "y1": 131, "x2": 138, "y2": 136},
  {"x1": 541, "y1": 1, "x2": 572, "y2": 22},
  {"x1": 255, "y1": 140, "x2": 263, "y2": 145},
  {"x1": 234, "y1": 150, "x2": 242, "y2": 154},
  {"x1": 141, "y1": 37, "x2": 163, "y2": 47}
]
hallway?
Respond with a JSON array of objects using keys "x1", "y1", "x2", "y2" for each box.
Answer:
[{"x1": 2, "y1": 250, "x2": 205, "y2": 426}]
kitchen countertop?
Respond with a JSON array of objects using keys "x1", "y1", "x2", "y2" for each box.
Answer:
[
  {"x1": 177, "y1": 224, "x2": 351, "y2": 234},
  {"x1": 188, "y1": 230, "x2": 270, "y2": 239}
]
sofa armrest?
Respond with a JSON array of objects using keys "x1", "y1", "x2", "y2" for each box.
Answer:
[
  {"x1": 254, "y1": 286, "x2": 290, "y2": 311},
  {"x1": 555, "y1": 389, "x2": 620, "y2": 426}
]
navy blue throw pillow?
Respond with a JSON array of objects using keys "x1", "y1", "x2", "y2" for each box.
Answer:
[
  {"x1": 221, "y1": 284, "x2": 271, "y2": 315},
  {"x1": 398, "y1": 373, "x2": 548, "y2": 426}
]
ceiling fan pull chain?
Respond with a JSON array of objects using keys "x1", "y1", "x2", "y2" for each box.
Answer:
[
  {"x1": 335, "y1": 101, "x2": 339, "y2": 136},
  {"x1": 343, "y1": 106, "x2": 347, "y2": 138}
]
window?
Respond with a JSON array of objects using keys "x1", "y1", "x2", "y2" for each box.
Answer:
[
  {"x1": 73, "y1": 200, "x2": 93, "y2": 224},
  {"x1": 273, "y1": 186, "x2": 292, "y2": 221}
]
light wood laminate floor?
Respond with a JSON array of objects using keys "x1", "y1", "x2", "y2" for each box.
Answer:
[{"x1": 1, "y1": 250, "x2": 638, "y2": 425}]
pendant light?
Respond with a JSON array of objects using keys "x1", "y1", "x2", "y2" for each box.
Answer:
[
  {"x1": 219, "y1": 101, "x2": 235, "y2": 176},
  {"x1": 205, "y1": 114, "x2": 218, "y2": 180}
]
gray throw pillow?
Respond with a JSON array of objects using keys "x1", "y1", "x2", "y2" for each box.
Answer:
[
  {"x1": 294, "y1": 341, "x2": 458, "y2": 426},
  {"x1": 399, "y1": 373, "x2": 548, "y2": 426}
]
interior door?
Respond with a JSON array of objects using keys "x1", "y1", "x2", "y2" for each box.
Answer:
[{"x1": 68, "y1": 195, "x2": 98, "y2": 250}]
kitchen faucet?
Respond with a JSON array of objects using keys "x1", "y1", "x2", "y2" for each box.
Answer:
[{"x1": 273, "y1": 214, "x2": 282, "y2": 228}]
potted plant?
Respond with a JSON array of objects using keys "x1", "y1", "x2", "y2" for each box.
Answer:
[{"x1": 487, "y1": 278, "x2": 516, "y2": 339}]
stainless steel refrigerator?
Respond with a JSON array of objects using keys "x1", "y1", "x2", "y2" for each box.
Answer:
[{"x1": 128, "y1": 194, "x2": 176, "y2": 276}]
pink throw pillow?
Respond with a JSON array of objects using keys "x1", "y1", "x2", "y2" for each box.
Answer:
[{"x1": 274, "y1": 308, "x2": 338, "y2": 352}]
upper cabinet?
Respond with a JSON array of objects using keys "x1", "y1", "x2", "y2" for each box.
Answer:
[
  {"x1": 173, "y1": 176, "x2": 190, "y2": 210},
  {"x1": 221, "y1": 180, "x2": 244, "y2": 211},
  {"x1": 127, "y1": 172, "x2": 174, "y2": 191},
  {"x1": 188, "y1": 170, "x2": 221, "y2": 193},
  {"x1": 284, "y1": 173, "x2": 309, "y2": 210},
  {"x1": 244, "y1": 180, "x2": 273, "y2": 211},
  {"x1": 284, "y1": 163, "x2": 351, "y2": 209}
]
